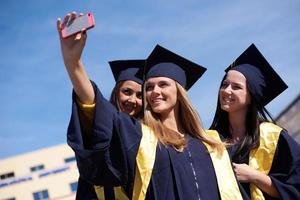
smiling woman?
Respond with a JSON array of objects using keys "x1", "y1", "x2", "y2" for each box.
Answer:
[
  {"x1": 219, "y1": 70, "x2": 251, "y2": 118},
  {"x1": 210, "y1": 44, "x2": 300, "y2": 200},
  {"x1": 115, "y1": 81, "x2": 142, "y2": 116},
  {"x1": 69, "y1": 44, "x2": 246, "y2": 199},
  {"x1": 75, "y1": 59, "x2": 145, "y2": 199},
  {"x1": 109, "y1": 60, "x2": 144, "y2": 119},
  {"x1": 58, "y1": 11, "x2": 246, "y2": 199},
  {"x1": 145, "y1": 77, "x2": 178, "y2": 115}
]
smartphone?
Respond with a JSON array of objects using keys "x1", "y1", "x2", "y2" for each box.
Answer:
[{"x1": 61, "y1": 12, "x2": 95, "y2": 38}]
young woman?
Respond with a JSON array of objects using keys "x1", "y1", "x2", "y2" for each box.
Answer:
[
  {"x1": 57, "y1": 12, "x2": 243, "y2": 200},
  {"x1": 210, "y1": 44, "x2": 300, "y2": 200},
  {"x1": 76, "y1": 60, "x2": 145, "y2": 199},
  {"x1": 109, "y1": 60, "x2": 144, "y2": 119}
]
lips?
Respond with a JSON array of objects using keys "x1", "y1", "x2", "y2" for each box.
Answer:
[
  {"x1": 222, "y1": 95, "x2": 234, "y2": 104},
  {"x1": 123, "y1": 102, "x2": 136, "y2": 111},
  {"x1": 151, "y1": 98, "x2": 164, "y2": 105},
  {"x1": 152, "y1": 99, "x2": 163, "y2": 103}
]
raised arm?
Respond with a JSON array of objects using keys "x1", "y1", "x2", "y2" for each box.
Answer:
[{"x1": 57, "y1": 12, "x2": 94, "y2": 104}]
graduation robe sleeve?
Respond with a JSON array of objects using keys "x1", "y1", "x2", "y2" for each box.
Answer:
[
  {"x1": 67, "y1": 81, "x2": 142, "y2": 197},
  {"x1": 226, "y1": 127, "x2": 300, "y2": 200},
  {"x1": 267, "y1": 130, "x2": 300, "y2": 200},
  {"x1": 76, "y1": 177, "x2": 98, "y2": 200}
]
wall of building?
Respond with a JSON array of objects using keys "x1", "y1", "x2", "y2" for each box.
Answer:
[
  {"x1": 0, "y1": 144, "x2": 79, "y2": 200},
  {"x1": 276, "y1": 94, "x2": 300, "y2": 144}
]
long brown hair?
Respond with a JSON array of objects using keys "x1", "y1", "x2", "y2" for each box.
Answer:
[
  {"x1": 209, "y1": 74, "x2": 274, "y2": 161},
  {"x1": 109, "y1": 81, "x2": 123, "y2": 111},
  {"x1": 143, "y1": 81, "x2": 222, "y2": 152}
]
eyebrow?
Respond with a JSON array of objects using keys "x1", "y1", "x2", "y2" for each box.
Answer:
[
  {"x1": 146, "y1": 79, "x2": 171, "y2": 85},
  {"x1": 145, "y1": 81, "x2": 155, "y2": 86},
  {"x1": 223, "y1": 80, "x2": 245, "y2": 87}
]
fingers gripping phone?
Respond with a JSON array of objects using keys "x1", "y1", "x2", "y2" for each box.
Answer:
[{"x1": 62, "y1": 12, "x2": 95, "y2": 38}]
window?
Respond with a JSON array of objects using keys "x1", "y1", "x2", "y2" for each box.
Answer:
[
  {"x1": 30, "y1": 164, "x2": 45, "y2": 172},
  {"x1": 64, "y1": 156, "x2": 76, "y2": 163},
  {"x1": 0, "y1": 172, "x2": 14, "y2": 180},
  {"x1": 70, "y1": 181, "x2": 78, "y2": 192},
  {"x1": 33, "y1": 189, "x2": 49, "y2": 200}
]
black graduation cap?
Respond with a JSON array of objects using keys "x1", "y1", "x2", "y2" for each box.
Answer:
[
  {"x1": 141, "y1": 44, "x2": 207, "y2": 90},
  {"x1": 225, "y1": 43, "x2": 288, "y2": 106},
  {"x1": 109, "y1": 60, "x2": 145, "y2": 84}
]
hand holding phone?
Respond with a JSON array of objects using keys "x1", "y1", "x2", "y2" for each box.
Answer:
[{"x1": 61, "y1": 12, "x2": 95, "y2": 38}]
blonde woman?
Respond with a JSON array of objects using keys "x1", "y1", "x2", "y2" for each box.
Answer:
[{"x1": 58, "y1": 12, "x2": 243, "y2": 200}]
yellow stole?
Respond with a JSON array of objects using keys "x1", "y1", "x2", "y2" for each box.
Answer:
[
  {"x1": 94, "y1": 186, "x2": 129, "y2": 200},
  {"x1": 132, "y1": 124, "x2": 158, "y2": 200},
  {"x1": 133, "y1": 126, "x2": 243, "y2": 200},
  {"x1": 94, "y1": 126, "x2": 245, "y2": 200},
  {"x1": 94, "y1": 186, "x2": 104, "y2": 199},
  {"x1": 93, "y1": 124, "x2": 157, "y2": 200},
  {"x1": 249, "y1": 122, "x2": 282, "y2": 200},
  {"x1": 205, "y1": 130, "x2": 243, "y2": 200}
]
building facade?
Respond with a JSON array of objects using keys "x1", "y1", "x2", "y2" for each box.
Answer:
[
  {"x1": 276, "y1": 94, "x2": 300, "y2": 144},
  {"x1": 0, "y1": 144, "x2": 79, "y2": 200}
]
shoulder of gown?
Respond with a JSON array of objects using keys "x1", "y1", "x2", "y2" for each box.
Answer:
[
  {"x1": 268, "y1": 128, "x2": 300, "y2": 200},
  {"x1": 67, "y1": 81, "x2": 142, "y2": 192}
]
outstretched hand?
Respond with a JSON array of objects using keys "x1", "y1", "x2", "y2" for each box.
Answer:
[
  {"x1": 57, "y1": 12, "x2": 87, "y2": 67},
  {"x1": 56, "y1": 11, "x2": 95, "y2": 104}
]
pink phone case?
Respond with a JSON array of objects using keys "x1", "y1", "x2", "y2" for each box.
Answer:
[{"x1": 62, "y1": 12, "x2": 95, "y2": 38}]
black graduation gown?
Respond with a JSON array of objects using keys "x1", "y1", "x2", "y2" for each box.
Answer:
[
  {"x1": 76, "y1": 177, "x2": 98, "y2": 200},
  {"x1": 146, "y1": 134, "x2": 220, "y2": 200},
  {"x1": 76, "y1": 177, "x2": 115, "y2": 200},
  {"x1": 222, "y1": 130, "x2": 300, "y2": 200},
  {"x1": 67, "y1": 82, "x2": 222, "y2": 200}
]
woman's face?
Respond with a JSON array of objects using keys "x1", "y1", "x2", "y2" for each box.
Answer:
[
  {"x1": 219, "y1": 70, "x2": 251, "y2": 114},
  {"x1": 145, "y1": 77, "x2": 178, "y2": 115},
  {"x1": 118, "y1": 80, "x2": 142, "y2": 117}
]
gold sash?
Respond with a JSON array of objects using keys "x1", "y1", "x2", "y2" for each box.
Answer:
[
  {"x1": 94, "y1": 124, "x2": 157, "y2": 200},
  {"x1": 249, "y1": 122, "x2": 282, "y2": 200},
  {"x1": 94, "y1": 186, "x2": 104, "y2": 199},
  {"x1": 132, "y1": 124, "x2": 158, "y2": 200},
  {"x1": 95, "y1": 126, "x2": 245, "y2": 200},
  {"x1": 94, "y1": 186, "x2": 129, "y2": 200},
  {"x1": 205, "y1": 130, "x2": 243, "y2": 200},
  {"x1": 133, "y1": 127, "x2": 243, "y2": 200}
]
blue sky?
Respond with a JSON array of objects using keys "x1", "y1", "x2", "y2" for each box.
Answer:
[{"x1": 1, "y1": 0, "x2": 299, "y2": 159}]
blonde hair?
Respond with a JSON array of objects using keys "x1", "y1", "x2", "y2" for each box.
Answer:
[{"x1": 143, "y1": 81, "x2": 222, "y2": 152}]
